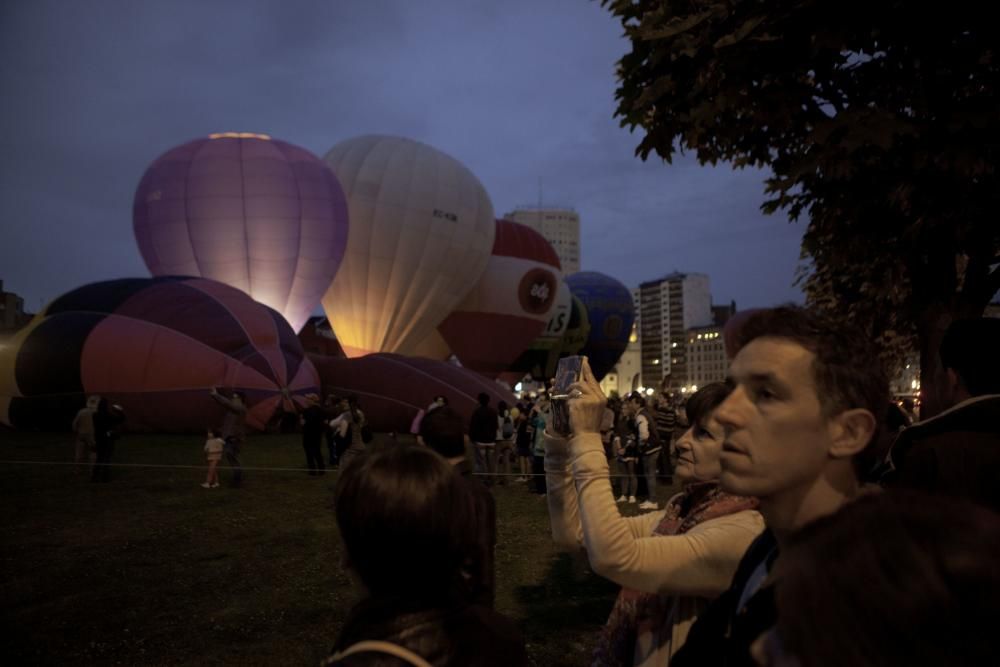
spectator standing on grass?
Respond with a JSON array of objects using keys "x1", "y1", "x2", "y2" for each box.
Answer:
[
  {"x1": 334, "y1": 395, "x2": 368, "y2": 472},
  {"x1": 530, "y1": 395, "x2": 551, "y2": 495},
  {"x1": 202, "y1": 430, "x2": 224, "y2": 488},
  {"x1": 495, "y1": 401, "x2": 515, "y2": 486},
  {"x1": 209, "y1": 387, "x2": 247, "y2": 488},
  {"x1": 301, "y1": 393, "x2": 327, "y2": 476},
  {"x1": 469, "y1": 393, "x2": 498, "y2": 485},
  {"x1": 324, "y1": 394, "x2": 341, "y2": 467},
  {"x1": 72, "y1": 395, "x2": 99, "y2": 473},
  {"x1": 884, "y1": 317, "x2": 1000, "y2": 512},
  {"x1": 323, "y1": 444, "x2": 526, "y2": 666},
  {"x1": 91, "y1": 398, "x2": 125, "y2": 483},
  {"x1": 655, "y1": 394, "x2": 679, "y2": 484},
  {"x1": 624, "y1": 393, "x2": 663, "y2": 510},
  {"x1": 614, "y1": 411, "x2": 639, "y2": 504},
  {"x1": 546, "y1": 374, "x2": 762, "y2": 667},
  {"x1": 515, "y1": 404, "x2": 533, "y2": 482}
]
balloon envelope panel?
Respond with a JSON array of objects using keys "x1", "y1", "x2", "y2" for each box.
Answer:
[
  {"x1": 310, "y1": 353, "x2": 516, "y2": 434},
  {"x1": 0, "y1": 277, "x2": 319, "y2": 432},
  {"x1": 565, "y1": 272, "x2": 636, "y2": 381},
  {"x1": 438, "y1": 220, "x2": 562, "y2": 375},
  {"x1": 133, "y1": 135, "x2": 349, "y2": 333},
  {"x1": 321, "y1": 135, "x2": 495, "y2": 357},
  {"x1": 503, "y1": 279, "x2": 572, "y2": 380}
]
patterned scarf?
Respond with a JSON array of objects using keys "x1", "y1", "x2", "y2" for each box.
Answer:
[{"x1": 592, "y1": 482, "x2": 758, "y2": 666}]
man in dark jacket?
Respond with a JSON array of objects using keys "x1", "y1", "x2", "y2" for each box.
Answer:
[
  {"x1": 624, "y1": 393, "x2": 662, "y2": 510},
  {"x1": 885, "y1": 318, "x2": 1000, "y2": 512},
  {"x1": 672, "y1": 306, "x2": 886, "y2": 667},
  {"x1": 469, "y1": 393, "x2": 498, "y2": 485},
  {"x1": 91, "y1": 398, "x2": 125, "y2": 482},
  {"x1": 420, "y1": 406, "x2": 496, "y2": 609},
  {"x1": 300, "y1": 393, "x2": 328, "y2": 476}
]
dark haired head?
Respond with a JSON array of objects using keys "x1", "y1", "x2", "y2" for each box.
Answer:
[
  {"x1": 772, "y1": 491, "x2": 1000, "y2": 667},
  {"x1": 626, "y1": 392, "x2": 646, "y2": 408},
  {"x1": 940, "y1": 318, "x2": 1000, "y2": 397},
  {"x1": 335, "y1": 444, "x2": 477, "y2": 604},
  {"x1": 477, "y1": 392, "x2": 490, "y2": 406},
  {"x1": 734, "y1": 306, "x2": 889, "y2": 474},
  {"x1": 497, "y1": 400, "x2": 508, "y2": 414},
  {"x1": 419, "y1": 406, "x2": 466, "y2": 458},
  {"x1": 685, "y1": 382, "x2": 732, "y2": 429}
]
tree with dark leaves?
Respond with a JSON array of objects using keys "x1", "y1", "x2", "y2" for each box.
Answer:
[{"x1": 605, "y1": 0, "x2": 1000, "y2": 415}]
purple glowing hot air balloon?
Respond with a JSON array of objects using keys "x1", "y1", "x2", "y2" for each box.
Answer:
[{"x1": 133, "y1": 132, "x2": 349, "y2": 333}]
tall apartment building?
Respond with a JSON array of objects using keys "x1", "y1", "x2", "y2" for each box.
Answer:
[
  {"x1": 503, "y1": 206, "x2": 580, "y2": 274},
  {"x1": 638, "y1": 273, "x2": 712, "y2": 390}
]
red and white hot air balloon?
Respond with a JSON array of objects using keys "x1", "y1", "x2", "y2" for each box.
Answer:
[{"x1": 436, "y1": 219, "x2": 562, "y2": 376}]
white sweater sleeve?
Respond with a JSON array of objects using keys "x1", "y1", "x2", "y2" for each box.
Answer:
[
  {"x1": 569, "y1": 433, "x2": 765, "y2": 597},
  {"x1": 546, "y1": 432, "x2": 664, "y2": 550}
]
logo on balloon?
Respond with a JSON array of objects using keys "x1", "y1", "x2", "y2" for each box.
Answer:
[{"x1": 518, "y1": 269, "x2": 557, "y2": 315}]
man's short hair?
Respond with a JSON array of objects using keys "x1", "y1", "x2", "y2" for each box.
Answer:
[
  {"x1": 627, "y1": 392, "x2": 646, "y2": 408},
  {"x1": 734, "y1": 306, "x2": 889, "y2": 472},
  {"x1": 477, "y1": 392, "x2": 490, "y2": 406},
  {"x1": 940, "y1": 318, "x2": 1000, "y2": 396},
  {"x1": 419, "y1": 406, "x2": 466, "y2": 458}
]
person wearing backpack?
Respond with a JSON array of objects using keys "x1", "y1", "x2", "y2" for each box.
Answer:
[
  {"x1": 625, "y1": 393, "x2": 663, "y2": 510},
  {"x1": 495, "y1": 401, "x2": 516, "y2": 486}
]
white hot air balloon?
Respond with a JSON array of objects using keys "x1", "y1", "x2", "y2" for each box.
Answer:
[{"x1": 322, "y1": 135, "x2": 495, "y2": 357}]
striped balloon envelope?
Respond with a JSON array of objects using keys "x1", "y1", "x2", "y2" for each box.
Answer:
[
  {"x1": 0, "y1": 277, "x2": 319, "y2": 432},
  {"x1": 321, "y1": 135, "x2": 495, "y2": 358},
  {"x1": 436, "y1": 219, "x2": 562, "y2": 376},
  {"x1": 133, "y1": 133, "x2": 349, "y2": 333}
]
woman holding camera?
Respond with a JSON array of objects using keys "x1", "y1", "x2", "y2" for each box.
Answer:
[{"x1": 545, "y1": 359, "x2": 763, "y2": 667}]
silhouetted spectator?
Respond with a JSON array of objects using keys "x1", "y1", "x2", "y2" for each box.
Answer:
[
  {"x1": 752, "y1": 491, "x2": 1000, "y2": 667},
  {"x1": 885, "y1": 318, "x2": 1000, "y2": 511},
  {"x1": 323, "y1": 444, "x2": 526, "y2": 666}
]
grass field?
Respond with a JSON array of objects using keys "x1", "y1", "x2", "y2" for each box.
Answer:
[{"x1": 0, "y1": 431, "x2": 674, "y2": 666}]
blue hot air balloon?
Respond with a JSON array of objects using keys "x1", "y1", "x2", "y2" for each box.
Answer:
[{"x1": 565, "y1": 272, "x2": 635, "y2": 381}]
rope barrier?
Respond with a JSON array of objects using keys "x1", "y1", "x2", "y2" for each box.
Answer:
[{"x1": 0, "y1": 459, "x2": 669, "y2": 480}]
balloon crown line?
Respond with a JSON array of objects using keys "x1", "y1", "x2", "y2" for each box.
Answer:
[{"x1": 208, "y1": 132, "x2": 272, "y2": 140}]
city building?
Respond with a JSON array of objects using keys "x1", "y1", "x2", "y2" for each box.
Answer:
[
  {"x1": 600, "y1": 319, "x2": 641, "y2": 398},
  {"x1": 638, "y1": 272, "x2": 712, "y2": 391},
  {"x1": 686, "y1": 325, "x2": 728, "y2": 392},
  {"x1": 0, "y1": 280, "x2": 32, "y2": 334},
  {"x1": 503, "y1": 206, "x2": 580, "y2": 274}
]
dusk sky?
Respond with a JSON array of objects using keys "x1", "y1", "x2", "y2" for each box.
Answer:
[{"x1": 0, "y1": 0, "x2": 805, "y2": 315}]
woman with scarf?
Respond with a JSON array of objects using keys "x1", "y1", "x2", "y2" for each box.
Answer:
[{"x1": 545, "y1": 359, "x2": 763, "y2": 666}]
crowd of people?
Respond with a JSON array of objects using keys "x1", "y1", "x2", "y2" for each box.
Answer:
[
  {"x1": 66, "y1": 306, "x2": 1000, "y2": 666},
  {"x1": 320, "y1": 308, "x2": 1000, "y2": 666}
]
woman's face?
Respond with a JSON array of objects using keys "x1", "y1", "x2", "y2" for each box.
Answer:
[{"x1": 672, "y1": 410, "x2": 725, "y2": 483}]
